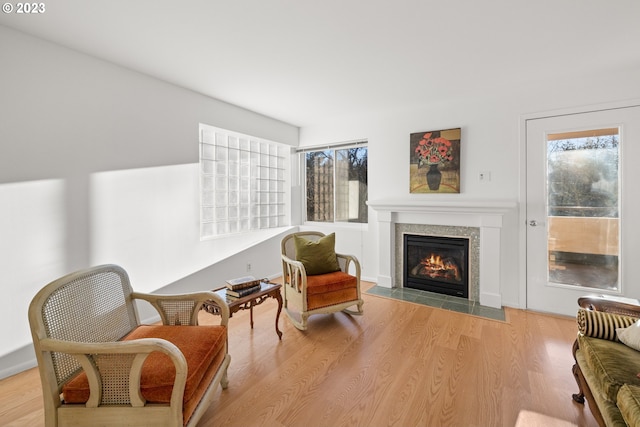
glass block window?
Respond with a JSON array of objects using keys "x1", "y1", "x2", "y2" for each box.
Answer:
[{"x1": 199, "y1": 124, "x2": 289, "y2": 239}]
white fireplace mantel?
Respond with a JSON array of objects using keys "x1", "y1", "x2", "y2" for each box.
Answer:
[{"x1": 368, "y1": 199, "x2": 517, "y2": 309}]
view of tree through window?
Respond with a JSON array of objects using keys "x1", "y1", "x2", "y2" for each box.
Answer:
[
  {"x1": 305, "y1": 145, "x2": 368, "y2": 223},
  {"x1": 546, "y1": 128, "x2": 620, "y2": 290},
  {"x1": 548, "y1": 132, "x2": 619, "y2": 217}
]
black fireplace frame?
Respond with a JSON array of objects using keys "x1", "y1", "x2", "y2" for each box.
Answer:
[{"x1": 403, "y1": 234, "x2": 469, "y2": 298}]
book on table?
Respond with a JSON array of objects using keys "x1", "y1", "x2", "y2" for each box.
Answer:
[
  {"x1": 225, "y1": 275, "x2": 263, "y2": 291},
  {"x1": 226, "y1": 284, "x2": 262, "y2": 298}
]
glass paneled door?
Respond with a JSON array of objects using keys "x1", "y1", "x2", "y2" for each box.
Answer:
[{"x1": 526, "y1": 106, "x2": 640, "y2": 316}]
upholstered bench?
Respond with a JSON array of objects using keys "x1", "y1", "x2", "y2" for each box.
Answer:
[{"x1": 572, "y1": 297, "x2": 640, "y2": 426}]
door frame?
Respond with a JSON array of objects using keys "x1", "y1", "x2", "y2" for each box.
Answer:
[{"x1": 518, "y1": 99, "x2": 640, "y2": 311}]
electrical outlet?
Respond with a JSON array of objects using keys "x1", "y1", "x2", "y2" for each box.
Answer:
[{"x1": 246, "y1": 262, "x2": 252, "y2": 272}]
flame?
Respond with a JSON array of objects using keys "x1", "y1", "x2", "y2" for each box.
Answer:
[
  {"x1": 417, "y1": 253, "x2": 461, "y2": 281},
  {"x1": 421, "y1": 254, "x2": 446, "y2": 270}
]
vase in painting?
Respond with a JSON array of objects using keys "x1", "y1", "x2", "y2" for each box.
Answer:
[{"x1": 426, "y1": 163, "x2": 442, "y2": 190}]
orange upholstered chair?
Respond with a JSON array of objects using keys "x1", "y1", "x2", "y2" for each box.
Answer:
[
  {"x1": 28, "y1": 264, "x2": 231, "y2": 427},
  {"x1": 281, "y1": 231, "x2": 364, "y2": 330}
]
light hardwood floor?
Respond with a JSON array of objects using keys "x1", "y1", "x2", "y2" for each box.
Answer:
[{"x1": 0, "y1": 282, "x2": 598, "y2": 427}]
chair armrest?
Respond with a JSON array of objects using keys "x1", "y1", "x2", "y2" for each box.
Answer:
[
  {"x1": 40, "y1": 337, "x2": 187, "y2": 408},
  {"x1": 281, "y1": 254, "x2": 305, "y2": 271},
  {"x1": 132, "y1": 291, "x2": 229, "y2": 326},
  {"x1": 336, "y1": 253, "x2": 361, "y2": 278},
  {"x1": 281, "y1": 254, "x2": 307, "y2": 292},
  {"x1": 578, "y1": 295, "x2": 640, "y2": 317}
]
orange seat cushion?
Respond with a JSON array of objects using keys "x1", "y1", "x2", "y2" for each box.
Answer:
[
  {"x1": 306, "y1": 271, "x2": 358, "y2": 310},
  {"x1": 63, "y1": 324, "x2": 226, "y2": 408}
]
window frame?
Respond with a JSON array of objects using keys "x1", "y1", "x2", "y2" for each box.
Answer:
[{"x1": 299, "y1": 141, "x2": 368, "y2": 226}]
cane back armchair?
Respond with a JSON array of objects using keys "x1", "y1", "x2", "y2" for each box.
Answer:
[
  {"x1": 28, "y1": 264, "x2": 231, "y2": 427},
  {"x1": 281, "y1": 231, "x2": 364, "y2": 330}
]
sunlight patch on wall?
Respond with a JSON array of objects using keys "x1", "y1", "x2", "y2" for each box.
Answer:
[
  {"x1": 0, "y1": 179, "x2": 66, "y2": 357},
  {"x1": 90, "y1": 163, "x2": 201, "y2": 293},
  {"x1": 90, "y1": 163, "x2": 291, "y2": 294}
]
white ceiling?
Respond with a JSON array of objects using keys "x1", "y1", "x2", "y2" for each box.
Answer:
[{"x1": 1, "y1": 0, "x2": 639, "y2": 127}]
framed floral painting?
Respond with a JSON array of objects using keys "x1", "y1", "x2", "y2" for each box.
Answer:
[{"x1": 410, "y1": 128, "x2": 461, "y2": 193}]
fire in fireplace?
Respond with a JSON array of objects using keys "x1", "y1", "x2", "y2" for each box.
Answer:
[{"x1": 403, "y1": 234, "x2": 469, "y2": 298}]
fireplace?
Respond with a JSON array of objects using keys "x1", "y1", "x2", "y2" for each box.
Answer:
[
  {"x1": 403, "y1": 234, "x2": 469, "y2": 298},
  {"x1": 368, "y1": 199, "x2": 515, "y2": 308}
]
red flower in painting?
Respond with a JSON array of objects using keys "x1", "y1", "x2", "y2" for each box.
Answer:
[{"x1": 415, "y1": 133, "x2": 454, "y2": 166}]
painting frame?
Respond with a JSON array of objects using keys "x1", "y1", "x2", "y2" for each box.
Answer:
[{"x1": 409, "y1": 127, "x2": 461, "y2": 193}]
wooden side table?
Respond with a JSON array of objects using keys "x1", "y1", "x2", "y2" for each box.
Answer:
[{"x1": 202, "y1": 282, "x2": 283, "y2": 339}]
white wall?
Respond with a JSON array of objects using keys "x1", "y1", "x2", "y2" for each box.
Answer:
[
  {"x1": 0, "y1": 25, "x2": 298, "y2": 377},
  {"x1": 299, "y1": 65, "x2": 640, "y2": 309}
]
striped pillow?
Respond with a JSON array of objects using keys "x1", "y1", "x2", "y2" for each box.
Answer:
[{"x1": 577, "y1": 308, "x2": 638, "y2": 341}]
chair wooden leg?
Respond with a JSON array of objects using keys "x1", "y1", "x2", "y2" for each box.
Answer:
[
  {"x1": 571, "y1": 341, "x2": 586, "y2": 404},
  {"x1": 572, "y1": 362, "x2": 585, "y2": 404},
  {"x1": 216, "y1": 354, "x2": 230, "y2": 390},
  {"x1": 220, "y1": 368, "x2": 229, "y2": 390},
  {"x1": 300, "y1": 313, "x2": 309, "y2": 330}
]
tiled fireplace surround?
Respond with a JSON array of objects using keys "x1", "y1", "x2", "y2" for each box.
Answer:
[{"x1": 368, "y1": 200, "x2": 516, "y2": 309}]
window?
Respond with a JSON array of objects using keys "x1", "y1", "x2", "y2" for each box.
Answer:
[
  {"x1": 546, "y1": 128, "x2": 620, "y2": 290},
  {"x1": 303, "y1": 143, "x2": 368, "y2": 223},
  {"x1": 199, "y1": 124, "x2": 289, "y2": 239}
]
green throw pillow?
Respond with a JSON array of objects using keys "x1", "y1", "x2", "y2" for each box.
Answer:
[{"x1": 293, "y1": 233, "x2": 341, "y2": 276}]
